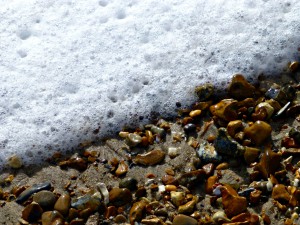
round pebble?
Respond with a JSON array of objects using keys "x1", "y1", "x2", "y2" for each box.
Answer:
[
  {"x1": 33, "y1": 190, "x2": 56, "y2": 210},
  {"x1": 54, "y1": 193, "x2": 71, "y2": 216}
]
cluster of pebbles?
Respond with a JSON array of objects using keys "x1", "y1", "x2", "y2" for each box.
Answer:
[{"x1": 2, "y1": 63, "x2": 300, "y2": 224}]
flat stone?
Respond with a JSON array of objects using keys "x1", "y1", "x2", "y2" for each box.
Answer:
[
  {"x1": 16, "y1": 182, "x2": 52, "y2": 204},
  {"x1": 172, "y1": 214, "x2": 198, "y2": 225},
  {"x1": 133, "y1": 149, "x2": 165, "y2": 166}
]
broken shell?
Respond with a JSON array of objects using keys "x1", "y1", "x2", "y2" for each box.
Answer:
[
  {"x1": 133, "y1": 149, "x2": 165, "y2": 166},
  {"x1": 244, "y1": 120, "x2": 272, "y2": 146}
]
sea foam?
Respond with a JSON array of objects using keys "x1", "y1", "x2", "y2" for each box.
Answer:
[{"x1": 0, "y1": 0, "x2": 300, "y2": 168}]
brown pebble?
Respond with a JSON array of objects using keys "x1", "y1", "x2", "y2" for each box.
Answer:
[
  {"x1": 210, "y1": 99, "x2": 239, "y2": 121},
  {"x1": 272, "y1": 184, "x2": 291, "y2": 204},
  {"x1": 22, "y1": 202, "x2": 43, "y2": 223},
  {"x1": 165, "y1": 168, "x2": 175, "y2": 176},
  {"x1": 115, "y1": 160, "x2": 129, "y2": 176},
  {"x1": 249, "y1": 190, "x2": 262, "y2": 205},
  {"x1": 178, "y1": 196, "x2": 198, "y2": 214},
  {"x1": 114, "y1": 214, "x2": 127, "y2": 224},
  {"x1": 228, "y1": 74, "x2": 258, "y2": 100},
  {"x1": 109, "y1": 188, "x2": 132, "y2": 207},
  {"x1": 69, "y1": 218, "x2": 85, "y2": 225},
  {"x1": 141, "y1": 217, "x2": 165, "y2": 225},
  {"x1": 105, "y1": 206, "x2": 117, "y2": 219},
  {"x1": 54, "y1": 193, "x2": 71, "y2": 216},
  {"x1": 227, "y1": 120, "x2": 244, "y2": 138},
  {"x1": 133, "y1": 149, "x2": 165, "y2": 166},
  {"x1": 243, "y1": 147, "x2": 260, "y2": 164},
  {"x1": 189, "y1": 109, "x2": 202, "y2": 118},
  {"x1": 216, "y1": 162, "x2": 229, "y2": 170},
  {"x1": 161, "y1": 174, "x2": 177, "y2": 185},
  {"x1": 129, "y1": 200, "x2": 147, "y2": 224},
  {"x1": 220, "y1": 184, "x2": 247, "y2": 218},
  {"x1": 33, "y1": 190, "x2": 56, "y2": 210},
  {"x1": 172, "y1": 214, "x2": 198, "y2": 225},
  {"x1": 244, "y1": 120, "x2": 272, "y2": 146},
  {"x1": 205, "y1": 175, "x2": 218, "y2": 194},
  {"x1": 202, "y1": 163, "x2": 215, "y2": 176},
  {"x1": 165, "y1": 185, "x2": 177, "y2": 192},
  {"x1": 41, "y1": 211, "x2": 64, "y2": 225}
]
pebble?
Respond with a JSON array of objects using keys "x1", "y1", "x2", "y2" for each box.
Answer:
[
  {"x1": 115, "y1": 160, "x2": 128, "y2": 176},
  {"x1": 214, "y1": 128, "x2": 243, "y2": 156},
  {"x1": 243, "y1": 146, "x2": 260, "y2": 164},
  {"x1": 228, "y1": 74, "x2": 257, "y2": 100},
  {"x1": 178, "y1": 196, "x2": 197, "y2": 214},
  {"x1": 209, "y1": 99, "x2": 239, "y2": 121},
  {"x1": 109, "y1": 188, "x2": 132, "y2": 207},
  {"x1": 125, "y1": 133, "x2": 142, "y2": 147},
  {"x1": 32, "y1": 190, "x2": 56, "y2": 210},
  {"x1": 16, "y1": 182, "x2": 52, "y2": 204},
  {"x1": 172, "y1": 214, "x2": 198, "y2": 225},
  {"x1": 170, "y1": 191, "x2": 185, "y2": 207},
  {"x1": 226, "y1": 120, "x2": 243, "y2": 138},
  {"x1": 129, "y1": 199, "x2": 147, "y2": 224},
  {"x1": 22, "y1": 202, "x2": 43, "y2": 223},
  {"x1": 244, "y1": 120, "x2": 272, "y2": 146},
  {"x1": 119, "y1": 177, "x2": 138, "y2": 191},
  {"x1": 189, "y1": 109, "x2": 202, "y2": 118},
  {"x1": 54, "y1": 193, "x2": 71, "y2": 216},
  {"x1": 97, "y1": 182, "x2": 109, "y2": 205},
  {"x1": 195, "y1": 83, "x2": 214, "y2": 101},
  {"x1": 272, "y1": 184, "x2": 291, "y2": 204},
  {"x1": 220, "y1": 184, "x2": 247, "y2": 218},
  {"x1": 71, "y1": 192, "x2": 102, "y2": 211},
  {"x1": 7, "y1": 154, "x2": 23, "y2": 169},
  {"x1": 196, "y1": 141, "x2": 222, "y2": 163},
  {"x1": 212, "y1": 211, "x2": 231, "y2": 223},
  {"x1": 133, "y1": 149, "x2": 165, "y2": 166},
  {"x1": 41, "y1": 210, "x2": 64, "y2": 225}
]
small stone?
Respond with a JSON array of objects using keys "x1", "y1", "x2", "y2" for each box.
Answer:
[
  {"x1": 16, "y1": 182, "x2": 52, "y2": 204},
  {"x1": 227, "y1": 120, "x2": 244, "y2": 138},
  {"x1": 249, "y1": 189, "x2": 262, "y2": 205},
  {"x1": 216, "y1": 162, "x2": 229, "y2": 170},
  {"x1": 272, "y1": 184, "x2": 291, "y2": 204},
  {"x1": 202, "y1": 163, "x2": 215, "y2": 175},
  {"x1": 97, "y1": 182, "x2": 109, "y2": 205},
  {"x1": 33, "y1": 190, "x2": 56, "y2": 210},
  {"x1": 133, "y1": 149, "x2": 165, "y2": 166},
  {"x1": 172, "y1": 214, "x2": 198, "y2": 225},
  {"x1": 220, "y1": 184, "x2": 247, "y2": 218},
  {"x1": 183, "y1": 123, "x2": 197, "y2": 133},
  {"x1": 71, "y1": 192, "x2": 102, "y2": 212},
  {"x1": 109, "y1": 188, "x2": 132, "y2": 207},
  {"x1": 151, "y1": 125, "x2": 166, "y2": 136},
  {"x1": 54, "y1": 193, "x2": 71, "y2": 216},
  {"x1": 243, "y1": 147, "x2": 260, "y2": 164},
  {"x1": 195, "y1": 83, "x2": 214, "y2": 101},
  {"x1": 41, "y1": 210, "x2": 64, "y2": 225},
  {"x1": 119, "y1": 177, "x2": 138, "y2": 191},
  {"x1": 209, "y1": 99, "x2": 239, "y2": 121},
  {"x1": 141, "y1": 217, "x2": 165, "y2": 225},
  {"x1": 252, "y1": 102, "x2": 274, "y2": 121},
  {"x1": 115, "y1": 160, "x2": 128, "y2": 176},
  {"x1": 105, "y1": 206, "x2": 117, "y2": 219},
  {"x1": 228, "y1": 74, "x2": 257, "y2": 100},
  {"x1": 289, "y1": 61, "x2": 300, "y2": 72},
  {"x1": 129, "y1": 199, "x2": 147, "y2": 224},
  {"x1": 125, "y1": 133, "x2": 142, "y2": 147},
  {"x1": 60, "y1": 156, "x2": 87, "y2": 171},
  {"x1": 7, "y1": 154, "x2": 23, "y2": 169},
  {"x1": 168, "y1": 147, "x2": 180, "y2": 158},
  {"x1": 69, "y1": 218, "x2": 85, "y2": 225},
  {"x1": 170, "y1": 191, "x2": 185, "y2": 207},
  {"x1": 114, "y1": 214, "x2": 127, "y2": 224},
  {"x1": 212, "y1": 211, "x2": 231, "y2": 224},
  {"x1": 161, "y1": 174, "x2": 177, "y2": 185},
  {"x1": 22, "y1": 202, "x2": 43, "y2": 223},
  {"x1": 244, "y1": 120, "x2": 272, "y2": 146},
  {"x1": 205, "y1": 175, "x2": 218, "y2": 194},
  {"x1": 189, "y1": 109, "x2": 202, "y2": 118},
  {"x1": 178, "y1": 196, "x2": 198, "y2": 214},
  {"x1": 196, "y1": 141, "x2": 222, "y2": 163}
]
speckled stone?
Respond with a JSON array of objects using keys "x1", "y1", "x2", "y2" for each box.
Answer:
[
  {"x1": 33, "y1": 190, "x2": 56, "y2": 210},
  {"x1": 172, "y1": 214, "x2": 198, "y2": 225},
  {"x1": 54, "y1": 193, "x2": 71, "y2": 216}
]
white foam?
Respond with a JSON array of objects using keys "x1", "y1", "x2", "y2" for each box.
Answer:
[{"x1": 0, "y1": 0, "x2": 299, "y2": 168}]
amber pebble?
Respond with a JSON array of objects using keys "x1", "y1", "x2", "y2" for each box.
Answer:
[
  {"x1": 289, "y1": 61, "x2": 300, "y2": 72},
  {"x1": 165, "y1": 168, "x2": 175, "y2": 176},
  {"x1": 133, "y1": 149, "x2": 165, "y2": 166},
  {"x1": 129, "y1": 200, "x2": 147, "y2": 224},
  {"x1": 228, "y1": 74, "x2": 258, "y2": 100},
  {"x1": 22, "y1": 202, "x2": 43, "y2": 223},
  {"x1": 170, "y1": 191, "x2": 185, "y2": 207},
  {"x1": 41, "y1": 211, "x2": 64, "y2": 225},
  {"x1": 109, "y1": 188, "x2": 132, "y2": 207},
  {"x1": 231, "y1": 212, "x2": 259, "y2": 224},
  {"x1": 202, "y1": 163, "x2": 215, "y2": 176},
  {"x1": 115, "y1": 160, "x2": 129, "y2": 176},
  {"x1": 243, "y1": 147, "x2": 260, "y2": 165},
  {"x1": 135, "y1": 187, "x2": 147, "y2": 199},
  {"x1": 161, "y1": 174, "x2": 177, "y2": 185},
  {"x1": 178, "y1": 196, "x2": 198, "y2": 214},
  {"x1": 254, "y1": 148, "x2": 281, "y2": 179},
  {"x1": 216, "y1": 162, "x2": 229, "y2": 170},
  {"x1": 205, "y1": 175, "x2": 218, "y2": 194},
  {"x1": 209, "y1": 99, "x2": 239, "y2": 121},
  {"x1": 165, "y1": 185, "x2": 177, "y2": 192},
  {"x1": 79, "y1": 208, "x2": 93, "y2": 220},
  {"x1": 220, "y1": 184, "x2": 247, "y2": 218},
  {"x1": 54, "y1": 193, "x2": 71, "y2": 216},
  {"x1": 272, "y1": 184, "x2": 291, "y2": 204},
  {"x1": 249, "y1": 190, "x2": 262, "y2": 205},
  {"x1": 284, "y1": 218, "x2": 294, "y2": 225},
  {"x1": 261, "y1": 212, "x2": 271, "y2": 225},
  {"x1": 227, "y1": 120, "x2": 243, "y2": 138},
  {"x1": 172, "y1": 214, "x2": 198, "y2": 225},
  {"x1": 244, "y1": 120, "x2": 272, "y2": 146},
  {"x1": 141, "y1": 217, "x2": 164, "y2": 225},
  {"x1": 189, "y1": 110, "x2": 202, "y2": 118},
  {"x1": 65, "y1": 157, "x2": 88, "y2": 171},
  {"x1": 69, "y1": 218, "x2": 85, "y2": 225}
]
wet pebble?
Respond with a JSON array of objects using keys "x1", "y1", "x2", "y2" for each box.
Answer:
[
  {"x1": 126, "y1": 133, "x2": 142, "y2": 147},
  {"x1": 33, "y1": 190, "x2": 56, "y2": 210},
  {"x1": 210, "y1": 99, "x2": 239, "y2": 121},
  {"x1": 129, "y1": 199, "x2": 147, "y2": 224},
  {"x1": 272, "y1": 184, "x2": 291, "y2": 204},
  {"x1": 228, "y1": 74, "x2": 257, "y2": 100},
  {"x1": 133, "y1": 149, "x2": 165, "y2": 166},
  {"x1": 172, "y1": 214, "x2": 198, "y2": 225},
  {"x1": 195, "y1": 83, "x2": 214, "y2": 101},
  {"x1": 41, "y1": 210, "x2": 64, "y2": 225},
  {"x1": 71, "y1": 192, "x2": 102, "y2": 211},
  {"x1": 16, "y1": 182, "x2": 52, "y2": 204},
  {"x1": 22, "y1": 202, "x2": 43, "y2": 223},
  {"x1": 196, "y1": 141, "x2": 222, "y2": 163},
  {"x1": 115, "y1": 160, "x2": 128, "y2": 176},
  {"x1": 109, "y1": 188, "x2": 132, "y2": 207},
  {"x1": 244, "y1": 120, "x2": 272, "y2": 146},
  {"x1": 54, "y1": 193, "x2": 71, "y2": 216},
  {"x1": 119, "y1": 177, "x2": 138, "y2": 191}
]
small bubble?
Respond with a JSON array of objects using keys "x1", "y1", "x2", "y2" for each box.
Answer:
[
  {"x1": 98, "y1": 0, "x2": 108, "y2": 6},
  {"x1": 17, "y1": 50, "x2": 28, "y2": 58},
  {"x1": 116, "y1": 9, "x2": 126, "y2": 19},
  {"x1": 18, "y1": 29, "x2": 31, "y2": 40}
]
